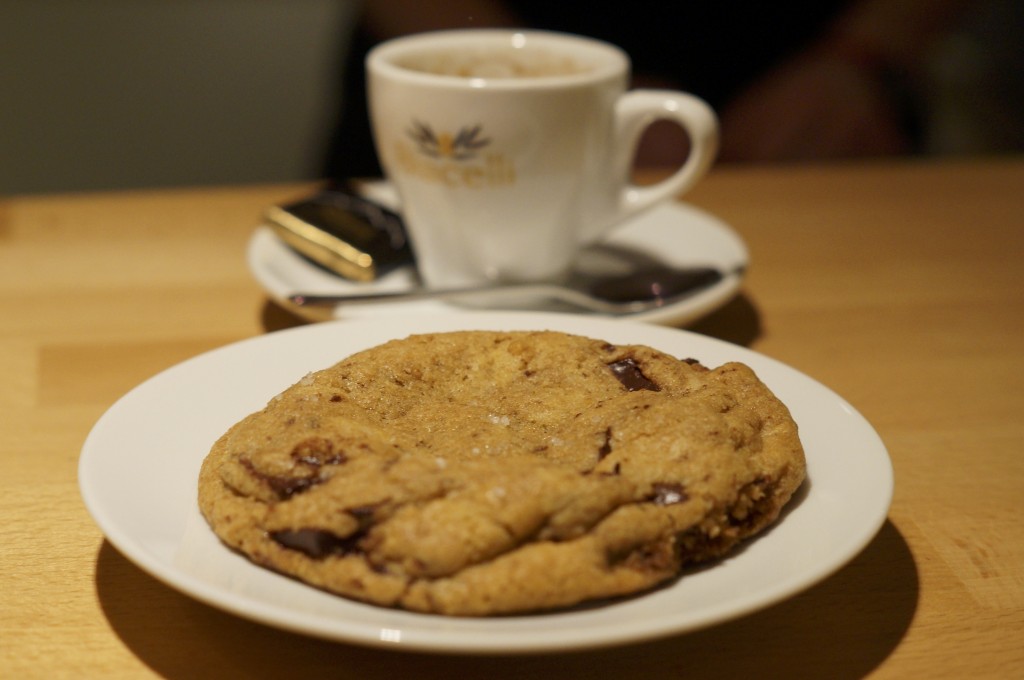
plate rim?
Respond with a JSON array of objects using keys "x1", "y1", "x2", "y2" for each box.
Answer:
[{"x1": 79, "y1": 312, "x2": 893, "y2": 654}]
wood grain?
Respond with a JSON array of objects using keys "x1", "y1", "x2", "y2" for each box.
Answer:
[{"x1": 2, "y1": 160, "x2": 1022, "y2": 678}]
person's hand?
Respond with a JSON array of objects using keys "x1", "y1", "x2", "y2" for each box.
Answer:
[{"x1": 718, "y1": 48, "x2": 912, "y2": 162}]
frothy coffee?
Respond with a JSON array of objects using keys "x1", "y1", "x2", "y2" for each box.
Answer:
[{"x1": 397, "y1": 48, "x2": 588, "y2": 79}]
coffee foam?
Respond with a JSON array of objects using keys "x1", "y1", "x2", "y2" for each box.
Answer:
[{"x1": 397, "y1": 47, "x2": 588, "y2": 79}]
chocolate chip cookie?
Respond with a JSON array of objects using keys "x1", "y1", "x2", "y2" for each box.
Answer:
[{"x1": 198, "y1": 330, "x2": 805, "y2": 615}]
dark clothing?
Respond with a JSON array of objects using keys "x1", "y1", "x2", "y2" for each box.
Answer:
[{"x1": 324, "y1": 2, "x2": 853, "y2": 178}]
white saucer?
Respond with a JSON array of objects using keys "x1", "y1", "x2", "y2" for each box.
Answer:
[
  {"x1": 247, "y1": 199, "x2": 748, "y2": 326},
  {"x1": 79, "y1": 312, "x2": 893, "y2": 654}
]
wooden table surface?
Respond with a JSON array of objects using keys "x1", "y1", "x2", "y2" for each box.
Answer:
[{"x1": 2, "y1": 158, "x2": 1022, "y2": 678}]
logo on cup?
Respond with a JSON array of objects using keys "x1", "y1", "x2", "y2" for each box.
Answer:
[
  {"x1": 393, "y1": 118, "x2": 515, "y2": 189},
  {"x1": 408, "y1": 120, "x2": 489, "y2": 160}
]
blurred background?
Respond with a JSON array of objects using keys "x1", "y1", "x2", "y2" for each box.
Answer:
[
  {"x1": 1, "y1": 0, "x2": 358, "y2": 195},
  {"x1": 2, "y1": 0, "x2": 1021, "y2": 195}
]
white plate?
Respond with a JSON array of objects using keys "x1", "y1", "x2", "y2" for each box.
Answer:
[
  {"x1": 248, "y1": 199, "x2": 748, "y2": 326},
  {"x1": 79, "y1": 313, "x2": 892, "y2": 654}
]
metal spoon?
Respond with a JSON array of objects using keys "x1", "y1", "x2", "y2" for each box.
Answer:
[{"x1": 288, "y1": 264, "x2": 742, "y2": 314}]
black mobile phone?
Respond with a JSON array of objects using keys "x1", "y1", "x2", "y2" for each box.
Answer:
[{"x1": 264, "y1": 182, "x2": 413, "y2": 282}]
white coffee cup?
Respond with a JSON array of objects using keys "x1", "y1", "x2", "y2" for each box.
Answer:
[{"x1": 367, "y1": 29, "x2": 718, "y2": 288}]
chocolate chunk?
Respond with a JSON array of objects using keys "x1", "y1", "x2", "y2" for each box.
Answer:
[
  {"x1": 242, "y1": 458, "x2": 323, "y2": 499},
  {"x1": 271, "y1": 528, "x2": 363, "y2": 558},
  {"x1": 348, "y1": 504, "x2": 381, "y2": 530},
  {"x1": 266, "y1": 475, "x2": 322, "y2": 499},
  {"x1": 291, "y1": 437, "x2": 346, "y2": 466},
  {"x1": 650, "y1": 482, "x2": 688, "y2": 505},
  {"x1": 608, "y1": 358, "x2": 661, "y2": 392}
]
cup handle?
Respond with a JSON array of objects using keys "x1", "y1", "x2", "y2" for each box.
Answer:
[{"x1": 613, "y1": 89, "x2": 719, "y2": 220}]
